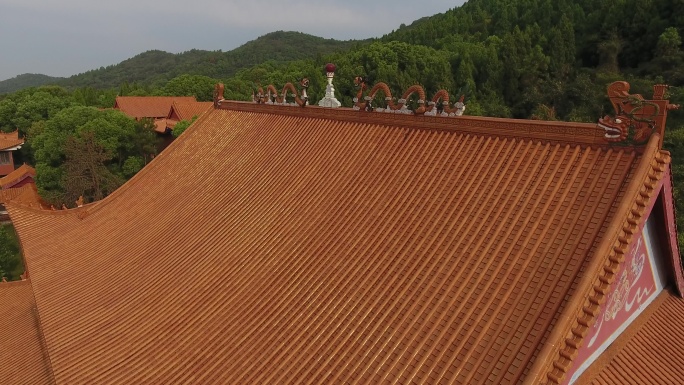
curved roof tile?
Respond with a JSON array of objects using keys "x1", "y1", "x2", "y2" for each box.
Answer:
[
  {"x1": 0, "y1": 164, "x2": 36, "y2": 189},
  {"x1": 113, "y1": 96, "x2": 197, "y2": 119},
  {"x1": 0, "y1": 280, "x2": 54, "y2": 385},
  {"x1": 0, "y1": 130, "x2": 24, "y2": 151}
]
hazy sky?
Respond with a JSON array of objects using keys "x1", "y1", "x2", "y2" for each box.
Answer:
[{"x1": 0, "y1": 0, "x2": 467, "y2": 81}]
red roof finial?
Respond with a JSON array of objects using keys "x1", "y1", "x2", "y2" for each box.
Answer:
[{"x1": 325, "y1": 63, "x2": 336, "y2": 73}]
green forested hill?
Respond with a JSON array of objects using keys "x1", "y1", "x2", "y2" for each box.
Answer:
[
  {"x1": 61, "y1": 31, "x2": 362, "y2": 89},
  {"x1": 0, "y1": 31, "x2": 362, "y2": 93},
  {"x1": 0, "y1": 73, "x2": 64, "y2": 94}
]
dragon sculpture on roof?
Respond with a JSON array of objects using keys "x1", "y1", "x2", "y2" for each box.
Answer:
[
  {"x1": 353, "y1": 77, "x2": 426, "y2": 115},
  {"x1": 353, "y1": 77, "x2": 466, "y2": 117},
  {"x1": 253, "y1": 78, "x2": 310, "y2": 107},
  {"x1": 424, "y1": 90, "x2": 467, "y2": 117},
  {"x1": 598, "y1": 81, "x2": 679, "y2": 144}
]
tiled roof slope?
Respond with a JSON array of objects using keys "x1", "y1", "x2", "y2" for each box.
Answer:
[
  {"x1": 0, "y1": 183, "x2": 40, "y2": 205},
  {"x1": 578, "y1": 290, "x2": 684, "y2": 384},
  {"x1": 0, "y1": 130, "x2": 24, "y2": 151},
  {"x1": 0, "y1": 164, "x2": 36, "y2": 189},
  {"x1": 153, "y1": 118, "x2": 169, "y2": 134},
  {"x1": 0, "y1": 183, "x2": 44, "y2": 208},
  {"x1": 0, "y1": 280, "x2": 54, "y2": 385},
  {"x1": 113, "y1": 96, "x2": 196, "y2": 119},
  {"x1": 7, "y1": 105, "x2": 662, "y2": 384},
  {"x1": 168, "y1": 101, "x2": 213, "y2": 121}
]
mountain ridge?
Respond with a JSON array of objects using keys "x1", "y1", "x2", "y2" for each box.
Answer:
[{"x1": 0, "y1": 31, "x2": 364, "y2": 93}]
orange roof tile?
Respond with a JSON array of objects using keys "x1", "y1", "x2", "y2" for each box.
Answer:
[
  {"x1": 0, "y1": 183, "x2": 44, "y2": 208},
  {"x1": 167, "y1": 101, "x2": 213, "y2": 122},
  {"x1": 577, "y1": 290, "x2": 684, "y2": 384},
  {"x1": 0, "y1": 280, "x2": 54, "y2": 385},
  {"x1": 0, "y1": 130, "x2": 24, "y2": 151},
  {"x1": 153, "y1": 118, "x2": 169, "y2": 134},
  {"x1": 7, "y1": 100, "x2": 673, "y2": 384},
  {"x1": 113, "y1": 96, "x2": 197, "y2": 119},
  {"x1": 0, "y1": 164, "x2": 36, "y2": 189}
]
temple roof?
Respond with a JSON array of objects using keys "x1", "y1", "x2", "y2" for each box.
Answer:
[
  {"x1": 167, "y1": 101, "x2": 213, "y2": 122},
  {"x1": 0, "y1": 183, "x2": 44, "y2": 208},
  {"x1": 113, "y1": 96, "x2": 197, "y2": 119},
  {"x1": 5, "y1": 79, "x2": 683, "y2": 384},
  {"x1": 0, "y1": 130, "x2": 24, "y2": 151},
  {"x1": 7, "y1": 96, "x2": 677, "y2": 384},
  {"x1": 0, "y1": 280, "x2": 53, "y2": 385},
  {"x1": 0, "y1": 164, "x2": 36, "y2": 189}
]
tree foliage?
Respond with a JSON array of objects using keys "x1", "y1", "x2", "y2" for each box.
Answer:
[
  {"x1": 31, "y1": 106, "x2": 155, "y2": 205},
  {"x1": 0, "y1": 225, "x2": 22, "y2": 281}
]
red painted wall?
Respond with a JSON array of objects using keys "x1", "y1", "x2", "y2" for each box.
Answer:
[
  {"x1": 565, "y1": 179, "x2": 672, "y2": 384},
  {"x1": 0, "y1": 164, "x2": 14, "y2": 177},
  {"x1": 0, "y1": 151, "x2": 15, "y2": 176},
  {"x1": 10, "y1": 176, "x2": 34, "y2": 189}
]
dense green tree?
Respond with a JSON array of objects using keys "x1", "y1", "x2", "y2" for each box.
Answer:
[
  {"x1": 164, "y1": 74, "x2": 217, "y2": 101},
  {"x1": 0, "y1": 225, "x2": 22, "y2": 281},
  {"x1": 171, "y1": 117, "x2": 197, "y2": 138},
  {"x1": 31, "y1": 106, "x2": 145, "y2": 205},
  {"x1": 63, "y1": 131, "x2": 123, "y2": 203}
]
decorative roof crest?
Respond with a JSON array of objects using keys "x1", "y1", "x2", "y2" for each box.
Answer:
[
  {"x1": 318, "y1": 63, "x2": 342, "y2": 108},
  {"x1": 598, "y1": 81, "x2": 679, "y2": 145},
  {"x1": 352, "y1": 77, "x2": 466, "y2": 116},
  {"x1": 252, "y1": 79, "x2": 310, "y2": 107},
  {"x1": 213, "y1": 83, "x2": 225, "y2": 108}
]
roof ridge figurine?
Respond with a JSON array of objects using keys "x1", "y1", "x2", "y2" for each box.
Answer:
[
  {"x1": 253, "y1": 78, "x2": 309, "y2": 107},
  {"x1": 353, "y1": 76, "x2": 466, "y2": 116},
  {"x1": 598, "y1": 81, "x2": 679, "y2": 145}
]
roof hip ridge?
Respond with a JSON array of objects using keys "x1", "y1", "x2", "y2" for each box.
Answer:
[
  {"x1": 523, "y1": 133, "x2": 669, "y2": 385},
  {"x1": 216, "y1": 101, "x2": 609, "y2": 146}
]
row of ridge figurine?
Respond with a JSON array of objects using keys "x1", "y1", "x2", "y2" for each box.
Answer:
[
  {"x1": 213, "y1": 77, "x2": 466, "y2": 117},
  {"x1": 213, "y1": 76, "x2": 680, "y2": 145}
]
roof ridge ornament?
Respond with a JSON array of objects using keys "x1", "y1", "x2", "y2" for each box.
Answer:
[
  {"x1": 213, "y1": 83, "x2": 225, "y2": 108},
  {"x1": 426, "y1": 91, "x2": 466, "y2": 117},
  {"x1": 598, "y1": 81, "x2": 679, "y2": 146},
  {"x1": 318, "y1": 63, "x2": 341, "y2": 108},
  {"x1": 353, "y1": 77, "x2": 466, "y2": 116},
  {"x1": 252, "y1": 79, "x2": 309, "y2": 107}
]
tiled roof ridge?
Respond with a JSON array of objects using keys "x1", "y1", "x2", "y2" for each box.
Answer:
[
  {"x1": 216, "y1": 100, "x2": 609, "y2": 147},
  {"x1": 524, "y1": 133, "x2": 670, "y2": 384},
  {"x1": 0, "y1": 164, "x2": 36, "y2": 189},
  {"x1": 0, "y1": 277, "x2": 29, "y2": 286},
  {"x1": 6, "y1": 200, "x2": 95, "y2": 217}
]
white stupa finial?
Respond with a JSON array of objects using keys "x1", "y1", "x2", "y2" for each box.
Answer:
[{"x1": 318, "y1": 63, "x2": 342, "y2": 108}]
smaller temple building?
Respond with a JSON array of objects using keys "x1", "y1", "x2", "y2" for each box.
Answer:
[
  {"x1": 164, "y1": 101, "x2": 213, "y2": 133},
  {"x1": 0, "y1": 131, "x2": 24, "y2": 177},
  {"x1": 113, "y1": 96, "x2": 198, "y2": 134}
]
